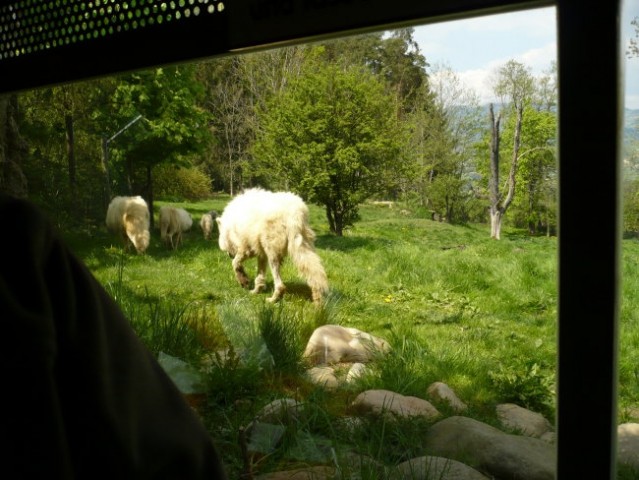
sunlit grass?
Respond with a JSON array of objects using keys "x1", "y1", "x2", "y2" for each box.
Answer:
[{"x1": 63, "y1": 196, "x2": 639, "y2": 477}]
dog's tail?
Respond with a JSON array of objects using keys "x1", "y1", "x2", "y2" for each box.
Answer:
[{"x1": 288, "y1": 216, "x2": 329, "y2": 304}]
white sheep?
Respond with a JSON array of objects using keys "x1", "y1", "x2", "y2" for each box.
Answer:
[
  {"x1": 199, "y1": 210, "x2": 218, "y2": 240},
  {"x1": 159, "y1": 206, "x2": 193, "y2": 250},
  {"x1": 106, "y1": 196, "x2": 150, "y2": 254}
]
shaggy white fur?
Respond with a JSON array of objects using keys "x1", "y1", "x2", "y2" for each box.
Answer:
[
  {"x1": 199, "y1": 211, "x2": 218, "y2": 241},
  {"x1": 216, "y1": 188, "x2": 329, "y2": 304},
  {"x1": 106, "y1": 196, "x2": 150, "y2": 254},
  {"x1": 159, "y1": 206, "x2": 193, "y2": 250}
]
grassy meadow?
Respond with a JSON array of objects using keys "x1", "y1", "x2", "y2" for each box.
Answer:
[{"x1": 63, "y1": 195, "x2": 639, "y2": 477}]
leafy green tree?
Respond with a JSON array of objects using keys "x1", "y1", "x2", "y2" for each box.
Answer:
[
  {"x1": 507, "y1": 107, "x2": 557, "y2": 234},
  {"x1": 252, "y1": 55, "x2": 406, "y2": 235},
  {"x1": 367, "y1": 28, "x2": 429, "y2": 118},
  {"x1": 506, "y1": 63, "x2": 557, "y2": 235},
  {"x1": 0, "y1": 94, "x2": 27, "y2": 197},
  {"x1": 197, "y1": 58, "x2": 255, "y2": 195},
  {"x1": 418, "y1": 65, "x2": 484, "y2": 223},
  {"x1": 103, "y1": 66, "x2": 210, "y2": 220},
  {"x1": 19, "y1": 79, "x2": 112, "y2": 222}
]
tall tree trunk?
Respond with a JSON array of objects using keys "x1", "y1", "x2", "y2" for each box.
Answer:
[
  {"x1": 0, "y1": 95, "x2": 28, "y2": 197},
  {"x1": 490, "y1": 208, "x2": 503, "y2": 240},
  {"x1": 488, "y1": 103, "x2": 524, "y2": 240},
  {"x1": 326, "y1": 205, "x2": 336, "y2": 235},
  {"x1": 488, "y1": 103, "x2": 502, "y2": 239}
]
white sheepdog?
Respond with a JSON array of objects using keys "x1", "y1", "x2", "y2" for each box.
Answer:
[
  {"x1": 216, "y1": 188, "x2": 329, "y2": 304},
  {"x1": 106, "y1": 195, "x2": 150, "y2": 254},
  {"x1": 159, "y1": 206, "x2": 193, "y2": 249},
  {"x1": 199, "y1": 210, "x2": 218, "y2": 240}
]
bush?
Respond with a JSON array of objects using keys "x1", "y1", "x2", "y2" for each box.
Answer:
[{"x1": 153, "y1": 164, "x2": 213, "y2": 201}]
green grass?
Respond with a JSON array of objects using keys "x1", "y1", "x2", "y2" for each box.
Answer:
[{"x1": 63, "y1": 195, "x2": 638, "y2": 478}]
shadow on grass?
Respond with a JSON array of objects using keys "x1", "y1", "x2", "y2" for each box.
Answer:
[{"x1": 315, "y1": 234, "x2": 390, "y2": 252}]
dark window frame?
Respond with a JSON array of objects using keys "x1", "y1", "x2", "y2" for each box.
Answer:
[{"x1": 0, "y1": 0, "x2": 623, "y2": 477}]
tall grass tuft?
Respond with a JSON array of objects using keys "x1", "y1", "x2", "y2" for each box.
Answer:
[
  {"x1": 104, "y1": 252, "x2": 206, "y2": 363},
  {"x1": 259, "y1": 303, "x2": 308, "y2": 375}
]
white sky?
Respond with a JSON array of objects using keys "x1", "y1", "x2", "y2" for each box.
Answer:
[{"x1": 412, "y1": 4, "x2": 639, "y2": 109}]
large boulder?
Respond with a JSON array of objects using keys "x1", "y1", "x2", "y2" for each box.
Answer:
[
  {"x1": 618, "y1": 423, "x2": 639, "y2": 470},
  {"x1": 496, "y1": 403, "x2": 554, "y2": 438},
  {"x1": 423, "y1": 416, "x2": 556, "y2": 480},
  {"x1": 351, "y1": 389, "x2": 440, "y2": 420},
  {"x1": 303, "y1": 325, "x2": 390, "y2": 365},
  {"x1": 427, "y1": 382, "x2": 468, "y2": 413},
  {"x1": 392, "y1": 456, "x2": 490, "y2": 480}
]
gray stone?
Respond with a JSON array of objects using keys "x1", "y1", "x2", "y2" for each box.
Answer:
[
  {"x1": 427, "y1": 382, "x2": 467, "y2": 413},
  {"x1": 346, "y1": 362, "x2": 368, "y2": 383},
  {"x1": 496, "y1": 403, "x2": 553, "y2": 438},
  {"x1": 392, "y1": 456, "x2": 490, "y2": 480},
  {"x1": 254, "y1": 398, "x2": 305, "y2": 425},
  {"x1": 351, "y1": 389, "x2": 440, "y2": 420},
  {"x1": 246, "y1": 422, "x2": 286, "y2": 455},
  {"x1": 306, "y1": 366, "x2": 339, "y2": 389},
  {"x1": 423, "y1": 416, "x2": 556, "y2": 480},
  {"x1": 303, "y1": 324, "x2": 390, "y2": 365},
  {"x1": 618, "y1": 423, "x2": 639, "y2": 470}
]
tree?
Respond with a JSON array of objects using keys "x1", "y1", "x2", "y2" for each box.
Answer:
[
  {"x1": 368, "y1": 28, "x2": 429, "y2": 118},
  {"x1": 104, "y1": 66, "x2": 210, "y2": 221},
  {"x1": 18, "y1": 77, "x2": 119, "y2": 223},
  {"x1": 487, "y1": 60, "x2": 534, "y2": 239},
  {"x1": 252, "y1": 55, "x2": 406, "y2": 235},
  {"x1": 197, "y1": 58, "x2": 254, "y2": 196},
  {"x1": 0, "y1": 94, "x2": 27, "y2": 197},
  {"x1": 420, "y1": 65, "x2": 484, "y2": 223}
]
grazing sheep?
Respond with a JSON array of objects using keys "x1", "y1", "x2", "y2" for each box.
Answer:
[
  {"x1": 216, "y1": 188, "x2": 328, "y2": 304},
  {"x1": 106, "y1": 196, "x2": 150, "y2": 254},
  {"x1": 199, "y1": 210, "x2": 218, "y2": 240},
  {"x1": 159, "y1": 206, "x2": 193, "y2": 249}
]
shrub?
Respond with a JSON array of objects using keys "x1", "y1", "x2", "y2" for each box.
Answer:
[{"x1": 153, "y1": 164, "x2": 213, "y2": 201}]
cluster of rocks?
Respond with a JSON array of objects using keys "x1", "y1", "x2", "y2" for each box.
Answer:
[{"x1": 175, "y1": 324, "x2": 639, "y2": 479}]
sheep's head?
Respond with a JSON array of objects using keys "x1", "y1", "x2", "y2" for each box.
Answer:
[{"x1": 133, "y1": 230, "x2": 150, "y2": 254}]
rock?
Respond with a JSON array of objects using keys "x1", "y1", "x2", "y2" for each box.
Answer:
[
  {"x1": 496, "y1": 403, "x2": 554, "y2": 438},
  {"x1": 339, "y1": 451, "x2": 386, "y2": 479},
  {"x1": 254, "y1": 398, "x2": 305, "y2": 425},
  {"x1": 336, "y1": 416, "x2": 365, "y2": 435},
  {"x1": 427, "y1": 382, "x2": 467, "y2": 413},
  {"x1": 392, "y1": 455, "x2": 490, "y2": 479},
  {"x1": 346, "y1": 363, "x2": 367, "y2": 383},
  {"x1": 618, "y1": 423, "x2": 639, "y2": 470},
  {"x1": 245, "y1": 422, "x2": 286, "y2": 455},
  {"x1": 540, "y1": 431, "x2": 556, "y2": 443},
  {"x1": 306, "y1": 366, "x2": 339, "y2": 389},
  {"x1": 351, "y1": 389, "x2": 440, "y2": 420},
  {"x1": 303, "y1": 325, "x2": 390, "y2": 365},
  {"x1": 423, "y1": 416, "x2": 556, "y2": 480}
]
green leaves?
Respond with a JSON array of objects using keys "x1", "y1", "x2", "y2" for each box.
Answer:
[{"x1": 253, "y1": 61, "x2": 406, "y2": 235}]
